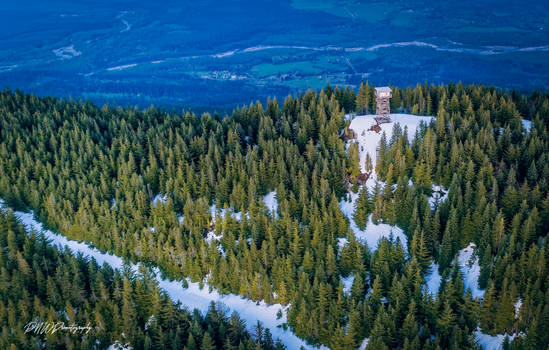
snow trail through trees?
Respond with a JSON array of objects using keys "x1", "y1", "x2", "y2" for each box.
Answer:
[{"x1": 0, "y1": 199, "x2": 313, "y2": 349}]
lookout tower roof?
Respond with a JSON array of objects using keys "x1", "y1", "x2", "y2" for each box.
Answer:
[{"x1": 375, "y1": 86, "x2": 392, "y2": 93}]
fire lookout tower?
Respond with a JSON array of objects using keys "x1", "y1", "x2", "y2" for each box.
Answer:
[{"x1": 375, "y1": 86, "x2": 392, "y2": 124}]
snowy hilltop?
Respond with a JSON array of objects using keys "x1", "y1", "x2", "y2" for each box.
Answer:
[{"x1": 347, "y1": 113, "x2": 434, "y2": 178}]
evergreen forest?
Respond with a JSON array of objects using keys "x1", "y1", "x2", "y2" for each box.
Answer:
[
  {"x1": 0, "y1": 208, "x2": 280, "y2": 349},
  {"x1": 0, "y1": 83, "x2": 548, "y2": 349}
]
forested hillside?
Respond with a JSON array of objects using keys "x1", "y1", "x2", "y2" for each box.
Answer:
[
  {"x1": 0, "y1": 84, "x2": 548, "y2": 349},
  {"x1": 0, "y1": 208, "x2": 276, "y2": 349}
]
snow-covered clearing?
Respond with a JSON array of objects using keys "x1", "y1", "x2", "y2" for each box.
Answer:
[
  {"x1": 429, "y1": 185, "x2": 448, "y2": 209},
  {"x1": 345, "y1": 113, "x2": 471, "y2": 301},
  {"x1": 262, "y1": 190, "x2": 278, "y2": 216},
  {"x1": 0, "y1": 199, "x2": 313, "y2": 349},
  {"x1": 358, "y1": 338, "x2": 369, "y2": 350},
  {"x1": 208, "y1": 190, "x2": 277, "y2": 223},
  {"x1": 205, "y1": 230, "x2": 223, "y2": 243},
  {"x1": 343, "y1": 114, "x2": 439, "y2": 250},
  {"x1": 341, "y1": 274, "x2": 355, "y2": 295},
  {"x1": 107, "y1": 341, "x2": 132, "y2": 350},
  {"x1": 151, "y1": 193, "x2": 167, "y2": 207},
  {"x1": 514, "y1": 298, "x2": 522, "y2": 318},
  {"x1": 458, "y1": 243, "x2": 485, "y2": 298},
  {"x1": 475, "y1": 328, "x2": 521, "y2": 350},
  {"x1": 521, "y1": 119, "x2": 532, "y2": 132},
  {"x1": 339, "y1": 189, "x2": 407, "y2": 251},
  {"x1": 340, "y1": 114, "x2": 434, "y2": 252},
  {"x1": 0, "y1": 202, "x2": 127, "y2": 269},
  {"x1": 424, "y1": 262, "x2": 442, "y2": 296},
  {"x1": 144, "y1": 315, "x2": 156, "y2": 330},
  {"x1": 206, "y1": 191, "x2": 277, "y2": 258},
  {"x1": 337, "y1": 237, "x2": 349, "y2": 252},
  {"x1": 155, "y1": 271, "x2": 308, "y2": 347},
  {"x1": 348, "y1": 114, "x2": 433, "y2": 177},
  {"x1": 209, "y1": 204, "x2": 244, "y2": 222}
]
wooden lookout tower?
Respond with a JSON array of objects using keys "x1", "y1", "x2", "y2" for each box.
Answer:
[{"x1": 375, "y1": 86, "x2": 392, "y2": 124}]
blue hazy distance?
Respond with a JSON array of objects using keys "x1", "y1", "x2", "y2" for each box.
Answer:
[{"x1": 1, "y1": 0, "x2": 548, "y2": 109}]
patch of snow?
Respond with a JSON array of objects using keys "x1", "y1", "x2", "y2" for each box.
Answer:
[
  {"x1": 358, "y1": 338, "x2": 369, "y2": 350},
  {"x1": 521, "y1": 119, "x2": 532, "y2": 132},
  {"x1": 144, "y1": 315, "x2": 155, "y2": 330},
  {"x1": 107, "y1": 63, "x2": 138, "y2": 71},
  {"x1": 233, "y1": 211, "x2": 243, "y2": 221},
  {"x1": 344, "y1": 112, "x2": 356, "y2": 122},
  {"x1": 338, "y1": 188, "x2": 360, "y2": 217},
  {"x1": 262, "y1": 191, "x2": 278, "y2": 216},
  {"x1": 475, "y1": 328, "x2": 520, "y2": 350},
  {"x1": 357, "y1": 214, "x2": 407, "y2": 251},
  {"x1": 348, "y1": 114, "x2": 433, "y2": 178},
  {"x1": 218, "y1": 246, "x2": 226, "y2": 257},
  {"x1": 107, "y1": 341, "x2": 132, "y2": 350},
  {"x1": 210, "y1": 205, "x2": 219, "y2": 219},
  {"x1": 53, "y1": 45, "x2": 82, "y2": 60},
  {"x1": 177, "y1": 215, "x2": 184, "y2": 224},
  {"x1": 57, "y1": 309, "x2": 69, "y2": 321},
  {"x1": 339, "y1": 191, "x2": 407, "y2": 251},
  {"x1": 494, "y1": 126, "x2": 505, "y2": 134},
  {"x1": 424, "y1": 262, "x2": 441, "y2": 296},
  {"x1": 151, "y1": 194, "x2": 167, "y2": 207},
  {"x1": 458, "y1": 243, "x2": 485, "y2": 298},
  {"x1": 337, "y1": 237, "x2": 349, "y2": 252},
  {"x1": 0, "y1": 198, "x2": 313, "y2": 349},
  {"x1": 205, "y1": 230, "x2": 222, "y2": 243},
  {"x1": 111, "y1": 198, "x2": 117, "y2": 210},
  {"x1": 341, "y1": 274, "x2": 355, "y2": 295},
  {"x1": 209, "y1": 204, "x2": 246, "y2": 223},
  {"x1": 156, "y1": 274, "x2": 310, "y2": 349},
  {"x1": 203, "y1": 228, "x2": 225, "y2": 256},
  {"x1": 429, "y1": 184, "x2": 448, "y2": 209},
  {"x1": 514, "y1": 298, "x2": 522, "y2": 318}
]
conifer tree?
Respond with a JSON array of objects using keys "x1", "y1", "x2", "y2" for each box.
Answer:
[
  {"x1": 354, "y1": 186, "x2": 372, "y2": 230},
  {"x1": 356, "y1": 82, "x2": 371, "y2": 115}
]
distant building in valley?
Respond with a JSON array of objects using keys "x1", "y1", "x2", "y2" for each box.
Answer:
[{"x1": 375, "y1": 86, "x2": 392, "y2": 124}]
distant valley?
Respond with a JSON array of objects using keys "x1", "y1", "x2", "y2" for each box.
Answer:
[{"x1": 1, "y1": 0, "x2": 548, "y2": 108}]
